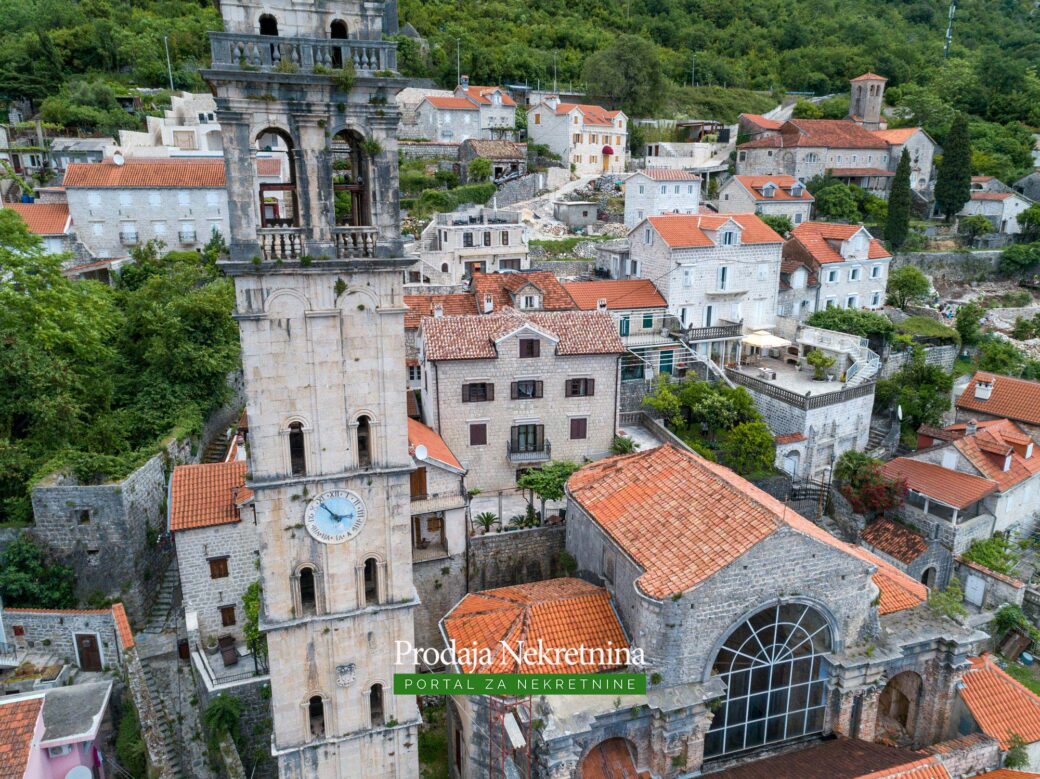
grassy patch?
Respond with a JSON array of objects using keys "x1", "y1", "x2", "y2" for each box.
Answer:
[
  {"x1": 1002, "y1": 659, "x2": 1040, "y2": 696},
  {"x1": 666, "y1": 85, "x2": 776, "y2": 123},
  {"x1": 530, "y1": 235, "x2": 609, "y2": 256},
  {"x1": 419, "y1": 702, "x2": 450, "y2": 779},
  {"x1": 952, "y1": 355, "x2": 975, "y2": 378},
  {"x1": 896, "y1": 315, "x2": 960, "y2": 345}
]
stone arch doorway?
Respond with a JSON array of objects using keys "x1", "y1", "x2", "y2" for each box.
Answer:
[
  {"x1": 920, "y1": 566, "x2": 937, "y2": 588},
  {"x1": 580, "y1": 737, "x2": 639, "y2": 778},
  {"x1": 876, "y1": 671, "x2": 922, "y2": 745}
]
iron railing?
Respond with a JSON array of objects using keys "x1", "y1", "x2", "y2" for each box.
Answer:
[
  {"x1": 209, "y1": 33, "x2": 397, "y2": 75},
  {"x1": 507, "y1": 440, "x2": 551, "y2": 462},
  {"x1": 194, "y1": 639, "x2": 269, "y2": 687}
]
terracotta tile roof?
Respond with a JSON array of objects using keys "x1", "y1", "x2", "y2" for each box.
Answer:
[
  {"x1": 789, "y1": 221, "x2": 891, "y2": 264},
  {"x1": 3, "y1": 608, "x2": 111, "y2": 615},
  {"x1": 959, "y1": 373, "x2": 1040, "y2": 426},
  {"x1": 739, "y1": 119, "x2": 889, "y2": 150},
  {"x1": 775, "y1": 432, "x2": 807, "y2": 444},
  {"x1": 460, "y1": 139, "x2": 525, "y2": 159},
  {"x1": 404, "y1": 294, "x2": 477, "y2": 329},
  {"x1": 972, "y1": 175, "x2": 996, "y2": 183},
  {"x1": 567, "y1": 445, "x2": 926, "y2": 610},
  {"x1": 861, "y1": 517, "x2": 927, "y2": 564},
  {"x1": 852, "y1": 72, "x2": 888, "y2": 81},
  {"x1": 472, "y1": 271, "x2": 576, "y2": 311},
  {"x1": 961, "y1": 654, "x2": 1040, "y2": 748},
  {"x1": 422, "y1": 307, "x2": 625, "y2": 361},
  {"x1": 554, "y1": 102, "x2": 622, "y2": 126},
  {"x1": 111, "y1": 602, "x2": 134, "y2": 650},
  {"x1": 830, "y1": 167, "x2": 895, "y2": 177},
  {"x1": 740, "y1": 113, "x2": 783, "y2": 131},
  {"x1": 425, "y1": 96, "x2": 479, "y2": 111},
  {"x1": 922, "y1": 731, "x2": 997, "y2": 755},
  {"x1": 635, "y1": 168, "x2": 700, "y2": 181},
  {"x1": 408, "y1": 418, "x2": 462, "y2": 471},
  {"x1": 460, "y1": 85, "x2": 516, "y2": 107},
  {"x1": 971, "y1": 191, "x2": 1013, "y2": 201},
  {"x1": 973, "y1": 771, "x2": 1040, "y2": 779},
  {"x1": 581, "y1": 737, "x2": 639, "y2": 779},
  {"x1": 169, "y1": 461, "x2": 251, "y2": 532},
  {"x1": 645, "y1": 213, "x2": 784, "y2": 248},
  {"x1": 859, "y1": 759, "x2": 950, "y2": 779},
  {"x1": 562, "y1": 279, "x2": 667, "y2": 311},
  {"x1": 952, "y1": 419, "x2": 1040, "y2": 491},
  {"x1": 733, "y1": 175, "x2": 815, "y2": 202},
  {"x1": 63, "y1": 158, "x2": 228, "y2": 188},
  {"x1": 4, "y1": 203, "x2": 70, "y2": 235},
  {"x1": 0, "y1": 696, "x2": 42, "y2": 776},
  {"x1": 873, "y1": 128, "x2": 921, "y2": 145},
  {"x1": 441, "y1": 578, "x2": 628, "y2": 674},
  {"x1": 882, "y1": 457, "x2": 996, "y2": 509},
  {"x1": 713, "y1": 737, "x2": 938, "y2": 779}
]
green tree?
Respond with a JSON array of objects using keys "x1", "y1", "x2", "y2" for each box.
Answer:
[
  {"x1": 962, "y1": 535, "x2": 1019, "y2": 576},
  {"x1": 582, "y1": 35, "x2": 663, "y2": 117},
  {"x1": 642, "y1": 380, "x2": 683, "y2": 427},
  {"x1": 954, "y1": 302, "x2": 984, "y2": 347},
  {"x1": 242, "y1": 581, "x2": 267, "y2": 657},
  {"x1": 1005, "y1": 733, "x2": 1030, "y2": 770},
  {"x1": 976, "y1": 334, "x2": 1026, "y2": 376},
  {"x1": 0, "y1": 534, "x2": 76, "y2": 608},
  {"x1": 813, "y1": 183, "x2": 860, "y2": 222},
  {"x1": 759, "y1": 214, "x2": 793, "y2": 236},
  {"x1": 467, "y1": 157, "x2": 492, "y2": 181},
  {"x1": 115, "y1": 702, "x2": 147, "y2": 777},
  {"x1": 935, "y1": 113, "x2": 972, "y2": 220},
  {"x1": 717, "y1": 421, "x2": 775, "y2": 477},
  {"x1": 885, "y1": 149, "x2": 912, "y2": 250},
  {"x1": 833, "y1": 452, "x2": 906, "y2": 517},
  {"x1": 517, "y1": 461, "x2": 579, "y2": 520},
  {"x1": 806, "y1": 349, "x2": 836, "y2": 380},
  {"x1": 959, "y1": 214, "x2": 993, "y2": 242},
  {"x1": 928, "y1": 577, "x2": 967, "y2": 620},
  {"x1": 806, "y1": 308, "x2": 895, "y2": 343},
  {"x1": 875, "y1": 347, "x2": 954, "y2": 437},
  {"x1": 203, "y1": 693, "x2": 242, "y2": 739},
  {"x1": 999, "y1": 243, "x2": 1040, "y2": 275},
  {"x1": 886, "y1": 265, "x2": 930, "y2": 309},
  {"x1": 1018, "y1": 204, "x2": 1040, "y2": 242}
]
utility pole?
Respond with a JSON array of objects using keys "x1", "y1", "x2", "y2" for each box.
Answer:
[
  {"x1": 553, "y1": 52, "x2": 557, "y2": 95},
  {"x1": 163, "y1": 36, "x2": 175, "y2": 91},
  {"x1": 456, "y1": 38, "x2": 461, "y2": 86},
  {"x1": 691, "y1": 54, "x2": 696, "y2": 88},
  {"x1": 944, "y1": 0, "x2": 957, "y2": 57}
]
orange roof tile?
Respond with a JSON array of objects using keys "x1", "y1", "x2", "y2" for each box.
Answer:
[
  {"x1": 3, "y1": 608, "x2": 111, "y2": 615},
  {"x1": 973, "y1": 771, "x2": 1040, "y2": 779},
  {"x1": 63, "y1": 159, "x2": 228, "y2": 188},
  {"x1": 646, "y1": 213, "x2": 784, "y2": 248},
  {"x1": 953, "y1": 419, "x2": 1040, "y2": 491},
  {"x1": 775, "y1": 432, "x2": 807, "y2": 444},
  {"x1": 408, "y1": 418, "x2": 462, "y2": 471},
  {"x1": 459, "y1": 85, "x2": 516, "y2": 107},
  {"x1": 635, "y1": 168, "x2": 700, "y2": 182},
  {"x1": 733, "y1": 175, "x2": 815, "y2": 202},
  {"x1": 872, "y1": 128, "x2": 921, "y2": 145},
  {"x1": 861, "y1": 517, "x2": 927, "y2": 564},
  {"x1": 169, "y1": 461, "x2": 251, "y2": 532},
  {"x1": 421, "y1": 307, "x2": 625, "y2": 361},
  {"x1": 562, "y1": 279, "x2": 667, "y2": 311},
  {"x1": 111, "y1": 602, "x2": 135, "y2": 650},
  {"x1": 567, "y1": 445, "x2": 926, "y2": 610},
  {"x1": 425, "y1": 96, "x2": 479, "y2": 111},
  {"x1": 441, "y1": 578, "x2": 628, "y2": 674},
  {"x1": 0, "y1": 696, "x2": 42, "y2": 776},
  {"x1": 472, "y1": 271, "x2": 576, "y2": 311},
  {"x1": 852, "y1": 72, "x2": 888, "y2": 82},
  {"x1": 958, "y1": 373, "x2": 1040, "y2": 427},
  {"x1": 554, "y1": 102, "x2": 622, "y2": 126},
  {"x1": 404, "y1": 294, "x2": 478, "y2": 329},
  {"x1": 789, "y1": 221, "x2": 891, "y2": 264},
  {"x1": 956, "y1": 556, "x2": 1024, "y2": 587},
  {"x1": 739, "y1": 119, "x2": 889, "y2": 151},
  {"x1": 882, "y1": 457, "x2": 996, "y2": 509},
  {"x1": 4, "y1": 203, "x2": 70, "y2": 235},
  {"x1": 713, "y1": 737, "x2": 942, "y2": 779},
  {"x1": 740, "y1": 113, "x2": 783, "y2": 131},
  {"x1": 971, "y1": 191, "x2": 1013, "y2": 201},
  {"x1": 961, "y1": 654, "x2": 1040, "y2": 748}
]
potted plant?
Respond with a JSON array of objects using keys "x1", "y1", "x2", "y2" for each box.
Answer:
[
  {"x1": 474, "y1": 511, "x2": 498, "y2": 535},
  {"x1": 205, "y1": 635, "x2": 219, "y2": 656},
  {"x1": 806, "y1": 349, "x2": 836, "y2": 381}
]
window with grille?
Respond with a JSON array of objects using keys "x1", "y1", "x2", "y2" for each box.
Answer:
[{"x1": 704, "y1": 603, "x2": 832, "y2": 759}]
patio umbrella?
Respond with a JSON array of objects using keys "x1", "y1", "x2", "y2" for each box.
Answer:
[{"x1": 741, "y1": 330, "x2": 792, "y2": 349}]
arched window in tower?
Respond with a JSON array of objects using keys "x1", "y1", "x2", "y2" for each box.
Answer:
[
  {"x1": 330, "y1": 130, "x2": 372, "y2": 233},
  {"x1": 704, "y1": 603, "x2": 833, "y2": 759},
  {"x1": 329, "y1": 20, "x2": 349, "y2": 68},
  {"x1": 299, "y1": 566, "x2": 317, "y2": 615},
  {"x1": 363, "y1": 557, "x2": 378, "y2": 605},
  {"x1": 255, "y1": 129, "x2": 300, "y2": 251},
  {"x1": 356, "y1": 415, "x2": 372, "y2": 467},
  {"x1": 369, "y1": 684, "x2": 385, "y2": 727},
  {"x1": 259, "y1": 14, "x2": 278, "y2": 36},
  {"x1": 288, "y1": 422, "x2": 306, "y2": 475},
  {"x1": 308, "y1": 696, "x2": 325, "y2": 738}
]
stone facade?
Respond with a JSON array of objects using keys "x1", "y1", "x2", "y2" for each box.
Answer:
[
  {"x1": 880, "y1": 344, "x2": 957, "y2": 378},
  {"x1": 736, "y1": 143, "x2": 891, "y2": 184},
  {"x1": 959, "y1": 191, "x2": 1036, "y2": 235},
  {"x1": 414, "y1": 205, "x2": 529, "y2": 286},
  {"x1": 716, "y1": 177, "x2": 813, "y2": 225},
  {"x1": 623, "y1": 171, "x2": 701, "y2": 228},
  {"x1": 466, "y1": 525, "x2": 568, "y2": 591},
  {"x1": 783, "y1": 228, "x2": 890, "y2": 312},
  {"x1": 1, "y1": 607, "x2": 127, "y2": 672},
  {"x1": 953, "y1": 557, "x2": 1025, "y2": 610},
  {"x1": 526, "y1": 98, "x2": 628, "y2": 176}
]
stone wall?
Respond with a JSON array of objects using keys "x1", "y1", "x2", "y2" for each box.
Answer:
[
  {"x1": 529, "y1": 240, "x2": 604, "y2": 263},
  {"x1": 466, "y1": 525, "x2": 568, "y2": 591},
  {"x1": 954, "y1": 557, "x2": 1025, "y2": 609},
  {"x1": 399, "y1": 141, "x2": 460, "y2": 160},
  {"x1": 531, "y1": 259, "x2": 596, "y2": 279},
  {"x1": 890, "y1": 250, "x2": 1000, "y2": 286},
  {"x1": 880, "y1": 344, "x2": 958, "y2": 379},
  {"x1": 829, "y1": 488, "x2": 868, "y2": 542},
  {"x1": 195, "y1": 668, "x2": 275, "y2": 779},
  {"x1": 927, "y1": 734, "x2": 1001, "y2": 778},
  {"x1": 124, "y1": 647, "x2": 177, "y2": 779},
  {"x1": 494, "y1": 172, "x2": 544, "y2": 206},
  {"x1": 413, "y1": 553, "x2": 467, "y2": 654},
  {"x1": 0, "y1": 607, "x2": 125, "y2": 671}
]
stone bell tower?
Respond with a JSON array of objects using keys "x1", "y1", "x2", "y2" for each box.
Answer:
[{"x1": 203, "y1": 3, "x2": 419, "y2": 777}]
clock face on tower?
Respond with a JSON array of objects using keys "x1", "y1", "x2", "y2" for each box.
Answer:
[{"x1": 303, "y1": 489, "x2": 367, "y2": 544}]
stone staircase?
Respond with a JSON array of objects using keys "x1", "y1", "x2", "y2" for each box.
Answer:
[
  {"x1": 201, "y1": 429, "x2": 231, "y2": 464},
  {"x1": 139, "y1": 659, "x2": 186, "y2": 779},
  {"x1": 142, "y1": 566, "x2": 180, "y2": 635}
]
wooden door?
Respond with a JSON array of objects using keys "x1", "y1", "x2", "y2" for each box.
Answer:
[{"x1": 75, "y1": 634, "x2": 102, "y2": 671}]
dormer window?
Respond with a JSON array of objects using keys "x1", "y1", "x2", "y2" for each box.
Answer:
[
  {"x1": 721, "y1": 231, "x2": 736, "y2": 246},
  {"x1": 762, "y1": 183, "x2": 776, "y2": 198},
  {"x1": 791, "y1": 183, "x2": 804, "y2": 196},
  {"x1": 520, "y1": 294, "x2": 541, "y2": 310}
]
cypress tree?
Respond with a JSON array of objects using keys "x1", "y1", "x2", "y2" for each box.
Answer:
[
  {"x1": 935, "y1": 113, "x2": 972, "y2": 221},
  {"x1": 886, "y1": 148, "x2": 912, "y2": 249}
]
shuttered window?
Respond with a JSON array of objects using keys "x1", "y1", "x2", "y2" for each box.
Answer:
[
  {"x1": 510, "y1": 380, "x2": 543, "y2": 399},
  {"x1": 565, "y1": 378, "x2": 595, "y2": 397},
  {"x1": 410, "y1": 467, "x2": 427, "y2": 499},
  {"x1": 209, "y1": 557, "x2": 229, "y2": 579},
  {"x1": 462, "y1": 383, "x2": 494, "y2": 402},
  {"x1": 519, "y1": 339, "x2": 540, "y2": 358},
  {"x1": 570, "y1": 418, "x2": 588, "y2": 440},
  {"x1": 469, "y1": 423, "x2": 488, "y2": 446}
]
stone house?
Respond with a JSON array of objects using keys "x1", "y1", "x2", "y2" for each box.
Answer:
[
  {"x1": 737, "y1": 113, "x2": 783, "y2": 142},
  {"x1": 958, "y1": 653, "x2": 1040, "y2": 770},
  {"x1": 552, "y1": 200, "x2": 599, "y2": 228},
  {"x1": 417, "y1": 307, "x2": 624, "y2": 492},
  {"x1": 403, "y1": 293, "x2": 477, "y2": 385},
  {"x1": 414, "y1": 204, "x2": 529, "y2": 286},
  {"x1": 956, "y1": 372, "x2": 1040, "y2": 442},
  {"x1": 62, "y1": 157, "x2": 277, "y2": 259},
  {"x1": 777, "y1": 256, "x2": 820, "y2": 320},
  {"x1": 623, "y1": 169, "x2": 701, "y2": 228},
  {"x1": 1014, "y1": 171, "x2": 1040, "y2": 202},
  {"x1": 458, "y1": 139, "x2": 526, "y2": 182},
  {"x1": 443, "y1": 444, "x2": 981, "y2": 778},
  {"x1": 783, "y1": 222, "x2": 891, "y2": 312},
  {"x1": 627, "y1": 213, "x2": 784, "y2": 368},
  {"x1": 1, "y1": 603, "x2": 133, "y2": 678},
  {"x1": 717, "y1": 175, "x2": 814, "y2": 226},
  {"x1": 959, "y1": 190, "x2": 1036, "y2": 235},
  {"x1": 860, "y1": 516, "x2": 951, "y2": 590},
  {"x1": 3, "y1": 203, "x2": 73, "y2": 255},
  {"x1": 415, "y1": 80, "x2": 517, "y2": 143},
  {"x1": 118, "y1": 91, "x2": 224, "y2": 154},
  {"x1": 170, "y1": 459, "x2": 258, "y2": 645},
  {"x1": 527, "y1": 96, "x2": 628, "y2": 176},
  {"x1": 48, "y1": 137, "x2": 112, "y2": 169},
  {"x1": 872, "y1": 127, "x2": 938, "y2": 193}
]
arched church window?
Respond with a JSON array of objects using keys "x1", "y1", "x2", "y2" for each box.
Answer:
[
  {"x1": 357, "y1": 416, "x2": 372, "y2": 467},
  {"x1": 308, "y1": 695, "x2": 325, "y2": 738},
  {"x1": 299, "y1": 566, "x2": 317, "y2": 615},
  {"x1": 363, "y1": 557, "x2": 378, "y2": 605},
  {"x1": 288, "y1": 422, "x2": 306, "y2": 475},
  {"x1": 259, "y1": 15, "x2": 278, "y2": 36},
  {"x1": 704, "y1": 603, "x2": 832, "y2": 759},
  {"x1": 370, "y1": 683, "x2": 385, "y2": 727}
]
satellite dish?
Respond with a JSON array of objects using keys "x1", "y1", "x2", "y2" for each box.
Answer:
[
  {"x1": 112, "y1": 152, "x2": 125, "y2": 166},
  {"x1": 414, "y1": 444, "x2": 428, "y2": 461}
]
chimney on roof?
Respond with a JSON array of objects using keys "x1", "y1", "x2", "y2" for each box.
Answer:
[
  {"x1": 596, "y1": 298, "x2": 608, "y2": 311},
  {"x1": 433, "y1": 303, "x2": 444, "y2": 318},
  {"x1": 544, "y1": 94, "x2": 559, "y2": 110},
  {"x1": 966, "y1": 419, "x2": 977, "y2": 436},
  {"x1": 484, "y1": 293, "x2": 494, "y2": 314},
  {"x1": 974, "y1": 376, "x2": 994, "y2": 401},
  {"x1": 460, "y1": 74, "x2": 470, "y2": 89}
]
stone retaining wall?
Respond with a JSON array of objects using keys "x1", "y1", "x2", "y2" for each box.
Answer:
[
  {"x1": 532, "y1": 259, "x2": 595, "y2": 279},
  {"x1": 125, "y1": 648, "x2": 177, "y2": 779},
  {"x1": 880, "y1": 344, "x2": 958, "y2": 378},
  {"x1": 0, "y1": 608, "x2": 125, "y2": 670},
  {"x1": 494, "y1": 172, "x2": 544, "y2": 206},
  {"x1": 467, "y1": 525, "x2": 568, "y2": 591},
  {"x1": 413, "y1": 553, "x2": 467, "y2": 653},
  {"x1": 399, "y1": 141, "x2": 460, "y2": 160},
  {"x1": 195, "y1": 669, "x2": 275, "y2": 779},
  {"x1": 891, "y1": 250, "x2": 1000, "y2": 286}
]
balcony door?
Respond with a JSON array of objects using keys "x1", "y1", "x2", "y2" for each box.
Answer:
[{"x1": 511, "y1": 424, "x2": 544, "y2": 453}]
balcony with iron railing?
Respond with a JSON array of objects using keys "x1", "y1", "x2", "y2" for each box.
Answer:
[
  {"x1": 507, "y1": 439, "x2": 551, "y2": 463},
  {"x1": 119, "y1": 230, "x2": 139, "y2": 246},
  {"x1": 670, "y1": 317, "x2": 743, "y2": 342},
  {"x1": 209, "y1": 33, "x2": 397, "y2": 75},
  {"x1": 178, "y1": 229, "x2": 197, "y2": 244}
]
